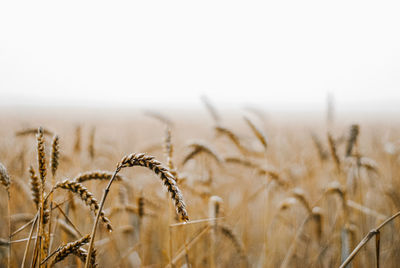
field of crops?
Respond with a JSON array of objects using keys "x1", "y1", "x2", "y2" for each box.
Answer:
[{"x1": 1, "y1": 105, "x2": 400, "y2": 267}]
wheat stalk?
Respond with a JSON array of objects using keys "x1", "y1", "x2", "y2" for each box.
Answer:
[
  {"x1": 208, "y1": 196, "x2": 223, "y2": 268},
  {"x1": 33, "y1": 127, "x2": 48, "y2": 266},
  {"x1": 21, "y1": 212, "x2": 39, "y2": 268},
  {"x1": 48, "y1": 134, "x2": 60, "y2": 257},
  {"x1": 325, "y1": 181, "x2": 348, "y2": 220},
  {"x1": 73, "y1": 248, "x2": 98, "y2": 268},
  {"x1": 311, "y1": 207, "x2": 323, "y2": 242},
  {"x1": 340, "y1": 210, "x2": 400, "y2": 268},
  {"x1": 57, "y1": 219, "x2": 80, "y2": 240}
]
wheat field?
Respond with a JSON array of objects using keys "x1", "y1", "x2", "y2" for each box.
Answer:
[{"x1": 1, "y1": 105, "x2": 400, "y2": 268}]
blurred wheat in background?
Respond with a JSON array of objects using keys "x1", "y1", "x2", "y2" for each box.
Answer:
[{"x1": 0, "y1": 98, "x2": 400, "y2": 267}]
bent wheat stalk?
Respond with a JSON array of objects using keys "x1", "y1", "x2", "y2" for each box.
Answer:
[
  {"x1": 85, "y1": 152, "x2": 189, "y2": 268},
  {"x1": 339, "y1": 210, "x2": 400, "y2": 268}
]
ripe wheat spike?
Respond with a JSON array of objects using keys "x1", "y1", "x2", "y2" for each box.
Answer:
[
  {"x1": 51, "y1": 179, "x2": 113, "y2": 231},
  {"x1": 118, "y1": 153, "x2": 189, "y2": 221}
]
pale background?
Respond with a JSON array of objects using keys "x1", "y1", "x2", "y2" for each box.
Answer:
[{"x1": 0, "y1": 0, "x2": 399, "y2": 113}]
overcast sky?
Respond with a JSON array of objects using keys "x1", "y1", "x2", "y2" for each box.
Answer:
[{"x1": 0, "y1": 0, "x2": 399, "y2": 111}]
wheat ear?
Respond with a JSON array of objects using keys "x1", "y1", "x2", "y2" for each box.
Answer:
[
  {"x1": 88, "y1": 127, "x2": 95, "y2": 160},
  {"x1": 219, "y1": 225, "x2": 248, "y2": 263},
  {"x1": 35, "y1": 127, "x2": 48, "y2": 265},
  {"x1": 292, "y1": 188, "x2": 312, "y2": 214},
  {"x1": 311, "y1": 133, "x2": 328, "y2": 161},
  {"x1": 85, "y1": 153, "x2": 189, "y2": 268},
  {"x1": 29, "y1": 166, "x2": 40, "y2": 209},
  {"x1": 215, "y1": 126, "x2": 247, "y2": 154},
  {"x1": 48, "y1": 134, "x2": 60, "y2": 256},
  {"x1": 182, "y1": 141, "x2": 223, "y2": 166},
  {"x1": 325, "y1": 181, "x2": 348, "y2": 220},
  {"x1": 74, "y1": 125, "x2": 81, "y2": 153},
  {"x1": 49, "y1": 179, "x2": 113, "y2": 231},
  {"x1": 345, "y1": 124, "x2": 359, "y2": 157},
  {"x1": 15, "y1": 128, "x2": 54, "y2": 137},
  {"x1": 0, "y1": 162, "x2": 10, "y2": 191},
  {"x1": 201, "y1": 95, "x2": 221, "y2": 124},
  {"x1": 243, "y1": 116, "x2": 268, "y2": 150},
  {"x1": 48, "y1": 234, "x2": 90, "y2": 266},
  {"x1": 164, "y1": 127, "x2": 174, "y2": 168},
  {"x1": 50, "y1": 135, "x2": 60, "y2": 177},
  {"x1": 0, "y1": 162, "x2": 11, "y2": 268},
  {"x1": 209, "y1": 196, "x2": 223, "y2": 268},
  {"x1": 164, "y1": 127, "x2": 179, "y2": 180},
  {"x1": 73, "y1": 171, "x2": 123, "y2": 183},
  {"x1": 215, "y1": 125, "x2": 264, "y2": 157},
  {"x1": 327, "y1": 133, "x2": 341, "y2": 173},
  {"x1": 143, "y1": 110, "x2": 173, "y2": 126},
  {"x1": 117, "y1": 153, "x2": 188, "y2": 220},
  {"x1": 37, "y1": 127, "x2": 47, "y2": 185},
  {"x1": 73, "y1": 248, "x2": 98, "y2": 267}
]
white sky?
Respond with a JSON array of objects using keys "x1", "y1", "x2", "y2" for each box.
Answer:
[{"x1": 0, "y1": 0, "x2": 399, "y2": 111}]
